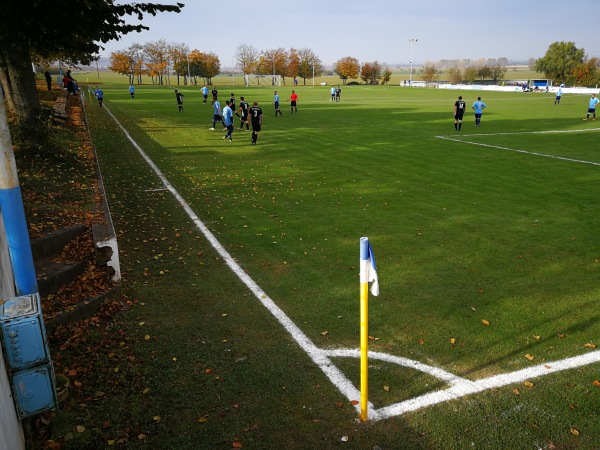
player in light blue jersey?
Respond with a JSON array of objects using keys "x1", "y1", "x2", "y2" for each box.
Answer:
[
  {"x1": 584, "y1": 94, "x2": 599, "y2": 120},
  {"x1": 273, "y1": 91, "x2": 282, "y2": 117},
  {"x1": 209, "y1": 99, "x2": 226, "y2": 130},
  {"x1": 201, "y1": 85, "x2": 209, "y2": 104},
  {"x1": 554, "y1": 87, "x2": 563, "y2": 105},
  {"x1": 471, "y1": 97, "x2": 487, "y2": 126},
  {"x1": 222, "y1": 100, "x2": 234, "y2": 141}
]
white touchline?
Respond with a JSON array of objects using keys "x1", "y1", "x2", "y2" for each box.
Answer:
[
  {"x1": 99, "y1": 102, "x2": 600, "y2": 422},
  {"x1": 436, "y1": 129, "x2": 600, "y2": 166}
]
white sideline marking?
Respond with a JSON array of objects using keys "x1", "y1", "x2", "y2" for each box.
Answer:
[
  {"x1": 100, "y1": 102, "x2": 600, "y2": 421},
  {"x1": 436, "y1": 127, "x2": 600, "y2": 166}
]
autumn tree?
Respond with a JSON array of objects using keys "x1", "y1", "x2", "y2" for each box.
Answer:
[
  {"x1": 129, "y1": 44, "x2": 146, "y2": 84},
  {"x1": 297, "y1": 49, "x2": 322, "y2": 85},
  {"x1": 285, "y1": 48, "x2": 301, "y2": 81},
  {"x1": 535, "y1": 41, "x2": 585, "y2": 85},
  {"x1": 334, "y1": 56, "x2": 360, "y2": 84},
  {"x1": 477, "y1": 65, "x2": 492, "y2": 81},
  {"x1": 489, "y1": 64, "x2": 507, "y2": 83},
  {"x1": 144, "y1": 40, "x2": 170, "y2": 85},
  {"x1": 570, "y1": 57, "x2": 599, "y2": 86},
  {"x1": 0, "y1": 0, "x2": 183, "y2": 135},
  {"x1": 463, "y1": 66, "x2": 478, "y2": 84},
  {"x1": 109, "y1": 51, "x2": 135, "y2": 84},
  {"x1": 235, "y1": 44, "x2": 259, "y2": 75},
  {"x1": 446, "y1": 67, "x2": 463, "y2": 84},
  {"x1": 169, "y1": 43, "x2": 190, "y2": 85},
  {"x1": 381, "y1": 66, "x2": 393, "y2": 85},
  {"x1": 199, "y1": 52, "x2": 221, "y2": 85},
  {"x1": 361, "y1": 61, "x2": 382, "y2": 84},
  {"x1": 257, "y1": 48, "x2": 288, "y2": 83},
  {"x1": 420, "y1": 63, "x2": 439, "y2": 84}
]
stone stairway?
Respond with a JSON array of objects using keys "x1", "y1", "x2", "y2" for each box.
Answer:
[{"x1": 31, "y1": 224, "x2": 122, "y2": 335}]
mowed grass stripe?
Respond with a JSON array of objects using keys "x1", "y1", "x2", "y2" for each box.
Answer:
[{"x1": 97, "y1": 83, "x2": 600, "y2": 376}]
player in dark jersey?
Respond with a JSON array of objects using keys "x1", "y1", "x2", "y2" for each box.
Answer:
[
  {"x1": 211, "y1": 87, "x2": 218, "y2": 103},
  {"x1": 175, "y1": 89, "x2": 185, "y2": 112},
  {"x1": 453, "y1": 95, "x2": 466, "y2": 131},
  {"x1": 229, "y1": 93, "x2": 239, "y2": 117},
  {"x1": 249, "y1": 101, "x2": 263, "y2": 145},
  {"x1": 237, "y1": 96, "x2": 250, "y2": 130}
]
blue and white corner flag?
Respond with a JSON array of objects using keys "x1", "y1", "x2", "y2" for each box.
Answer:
[{"x1": 360, "y1": 237, "x2": 379, "y2": 296}]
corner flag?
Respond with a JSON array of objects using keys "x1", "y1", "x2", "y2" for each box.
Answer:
[
  {"x1": 360, "y1": 237, "x2": 379, "y2": 296},
  {"x1": 359, "y1": 237, "x2": 379, "y2": 422}
]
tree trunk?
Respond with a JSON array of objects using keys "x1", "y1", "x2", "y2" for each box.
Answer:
[
  {"x1": 0, "y1": 40, "x2": 41, "y2": 123},
  {"x1": 0, "y1": 41, "x2": 45, "y2": 146}
]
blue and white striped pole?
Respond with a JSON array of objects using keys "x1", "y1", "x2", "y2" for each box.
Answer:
[{"x1": 0, "y1": 90, "x2": 38, "y2": 295}]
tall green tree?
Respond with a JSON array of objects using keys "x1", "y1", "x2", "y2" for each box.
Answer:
[
  {"x1": 0, "y1": 0, "x2": 183, "y2": 131},
  {"x1": 535, "y1": 41, "x2": 585, "y2": 85}
]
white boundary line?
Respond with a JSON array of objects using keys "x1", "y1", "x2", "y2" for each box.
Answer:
[
  {"x1": 436, "y1": 127, "x2": 600, "y2": 166},
  {"x1": 99, "y1": 102, "x2": 600, "y2": 421}
]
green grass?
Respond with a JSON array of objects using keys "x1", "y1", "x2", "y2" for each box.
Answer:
[{"x1": 62, "y1": 79, "x2": 600, "y2": 449}]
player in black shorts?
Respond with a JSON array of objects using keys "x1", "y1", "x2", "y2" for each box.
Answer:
[
  {"x1": 249, "y1": 101, "x2": 263, "y2": 145},
  {"x1": 237, "y1": 96, "x2": 250, "y2": 130},
  {"x1": 229, "y1": 93, "x2": 239, "y2": 117},
  {"x1": 453, "y1": 95, "x2": 466, "y2": 131}
]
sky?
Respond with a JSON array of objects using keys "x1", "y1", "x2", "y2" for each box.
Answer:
[{"x1": 99, "y1": 0, "x2": 600, "y2": 67}]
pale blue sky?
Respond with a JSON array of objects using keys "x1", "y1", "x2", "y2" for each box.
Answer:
[{"x1": 100, "y1": 0, "x2": 600, "y2": 67}]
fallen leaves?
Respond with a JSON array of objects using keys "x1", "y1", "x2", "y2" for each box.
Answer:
[{"x1": 481, "y1": 319, "x2": 490, "y2": 326}]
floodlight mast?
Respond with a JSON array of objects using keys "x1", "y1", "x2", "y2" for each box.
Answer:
[{"x1": 408, "y1": 38, "x2": 418, "y2": 86}]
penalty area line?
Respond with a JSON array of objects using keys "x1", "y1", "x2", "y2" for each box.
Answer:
[{"x1": 436, "y1": 135, "x2": 600, "y2": 166}]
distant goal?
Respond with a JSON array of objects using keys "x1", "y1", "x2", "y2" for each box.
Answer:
[{"x1": 244, "y1": 74, "x2": 282, "y2": 87}]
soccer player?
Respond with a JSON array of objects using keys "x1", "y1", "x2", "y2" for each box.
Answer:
[
  {"x1": 222, "y1": 100, "x2": 234, "y2": 142},
  {"x1": 94, "y1": 87, "x2": 103, "y2": 107},
  {"x1": 330, "y1": 86, "x2": 336, "y2": 101},
  {"x1": 249, "y1": 101, "x2": 263, "y2": 145},
  {"x1": 201, "y1": 85, "x2": 209, "y2": 104},
  {"x1": 175, "y1": 89, "x2": 185, "y2": 112},
  {"x1": 237, "y1": 96, "x2": 250, "y2": 130},
  {"x1": 209, "y1": 99, "x2": 225, "y2": 130},
  {"x1": 273, "y1": 91, "x2": 282, "y2": 117},
  {"x1": 453, "y1": 95, "x2": 466, "y2": 131},
  {"x1": 211, "y1": 87, "x2": 218, "y2": 103},
  {"x1": 129, "y1": 85, "x2": 135, "y2": 99},
  {"x1": 229, "y1": 93, "x2": 239, "y2": 118},
  {"x1": 554, "y1": 87, "x2": 563, "y2": 105},
  {"x1": 472, "y1": 96, "x2": 487, "y2": 126},
  {"x1": 289, "y1": 90, "x2": 298, "y2": 114},
  {"x1": 584, "y1": 94, "x2": 599, "y2": 120}
]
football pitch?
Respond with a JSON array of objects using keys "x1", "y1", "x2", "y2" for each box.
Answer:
[{"x1": 85, "y1": 81, "x2": 600, "y2": 448}]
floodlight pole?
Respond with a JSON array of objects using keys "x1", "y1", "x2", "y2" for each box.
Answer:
[
  {"x1": 312, "y1": 59, "x2": 315, "y2": 87},
  {"x1": 408, "y1": 38, "x2": 418, "y2": 86}
]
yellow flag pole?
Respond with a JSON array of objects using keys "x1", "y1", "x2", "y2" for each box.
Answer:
[
  {"x1": 359, "y1": 236, "x2": 379, "y2": 421},
  {"x1": 360, "y1": 278, "x2": 369, "y2": 421}
]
